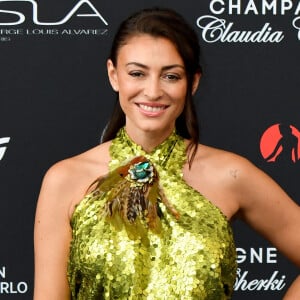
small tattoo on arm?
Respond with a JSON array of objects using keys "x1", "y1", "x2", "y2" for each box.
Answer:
[{"x1": 230, "y1": 169, "x2": 238, "y2": 179}]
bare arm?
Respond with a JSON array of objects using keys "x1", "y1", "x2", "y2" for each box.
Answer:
[
  {"x1": 284, "y1": 275, "x2": 300, "y2": 299},
  {"x1": 34, "y1": 163, "x2": 74, "y2": 300},
  {"x1": 235, "y1": 159, "x2": 300, "y2": 297}
]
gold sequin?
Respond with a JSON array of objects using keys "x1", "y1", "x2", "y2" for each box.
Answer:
[{"x1": 68, "y1": 128, "x2": 237, "y2": 299}]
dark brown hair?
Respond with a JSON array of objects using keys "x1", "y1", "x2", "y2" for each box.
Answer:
[{"x1": 102, "y1": 7, "x2": 202, "y2": 166}]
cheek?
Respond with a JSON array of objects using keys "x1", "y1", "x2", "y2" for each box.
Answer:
[
  {"x1": 176, "y1": 99, "x2": 186, "y2": 116},
  {"x1": 118, "y1": 79, "x2": 140, "y2": 99},
  {"x1": 170, "y1": 84, "x2": 187, "y2": 104},
  {"x1": 172, "y1": 85, "x2": 188, "y2": 116},
  {"x1": 118, "y1": 82, "x2": 138, "y2": 111}
]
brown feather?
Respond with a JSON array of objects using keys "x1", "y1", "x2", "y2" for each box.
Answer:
[{"x1": 88, "y1": 156, "x2": 179, "y2": 242}]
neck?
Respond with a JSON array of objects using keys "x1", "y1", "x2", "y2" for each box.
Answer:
[{"x1": 124, "y1": 126, "x2": 175, "y2": 153}]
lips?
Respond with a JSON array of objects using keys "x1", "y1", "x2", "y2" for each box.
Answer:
[
  {"x1": 138, "y1": 104, "x2": 167, "y2": 112},
  {"x1": 136, "y1": 103, "x2": 169, "y2": 117}
]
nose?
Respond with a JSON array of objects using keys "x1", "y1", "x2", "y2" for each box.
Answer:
[{"x1": 143, "y1": 76, "x2": 163, "y2": 100}]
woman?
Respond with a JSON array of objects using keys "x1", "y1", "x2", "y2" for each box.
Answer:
[{"x1": 34, "y1": 7, "x2": 300, "y2": 299}]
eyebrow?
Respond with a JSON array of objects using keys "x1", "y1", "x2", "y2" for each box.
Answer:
[{"x1": 125, "y1": 62, "x2": 185, "y2": 71}]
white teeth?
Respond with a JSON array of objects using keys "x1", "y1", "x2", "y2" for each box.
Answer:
[{"x1": 139, "y1": 104, "x2": 165, "y2": 112}]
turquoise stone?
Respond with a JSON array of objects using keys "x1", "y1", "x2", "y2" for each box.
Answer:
[{"x1": 133, "y1": 162, "x2": 150, "y2": 179}]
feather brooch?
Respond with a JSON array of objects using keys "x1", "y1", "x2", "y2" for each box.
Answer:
[{"x1": 91, "y1": 156, "x2": 180, "y2": 244}]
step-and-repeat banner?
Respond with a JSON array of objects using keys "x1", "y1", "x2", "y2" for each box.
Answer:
[{"x1": 1, "y1": 1, "x2": 299, "y2": 299}]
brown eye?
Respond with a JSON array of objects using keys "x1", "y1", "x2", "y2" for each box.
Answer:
[
  {"x1": 163, "y1": 73, "x2": 180, "y2": 81},
  {"x1": 129, "y1": 71, "x2": 144, "y2": 78}
]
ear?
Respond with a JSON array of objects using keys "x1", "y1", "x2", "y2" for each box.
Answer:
[
  {"x1": 107, "y1": 59, "x2": 119, "y2": 92},
  {"x1": 192, "y1": 72, "x2": 201, "y2": 95}
]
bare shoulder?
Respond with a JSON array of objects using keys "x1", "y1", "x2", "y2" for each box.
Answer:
[
  {"x1": 196, "y1": 144, "x2": 280, "y2": 194},
  {"x1": 47, "y1": 142, "x2": 110, "y2": 182},
  {"x1": 44, "y1": 142, "x2": 110, "y2": 188},
  {"x1": 38, "y1": 141, "x2": 111, "y2": 218},
  {"x1": 34, "y1": 143, "x2": 113, "y2": 299},
  {"x1": 185, "y1": 143, "x2": 267, "y2": 219},
  {"x1": 189, "y1": 143, "x2": 258, "y2": 186},
  {"x1": 188, "y1": 143, "x2": 299, "y2": 225}
]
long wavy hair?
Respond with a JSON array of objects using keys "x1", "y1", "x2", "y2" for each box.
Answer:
[{"x1": 102, "y1": 7, "x2": 202, "y2": 166}]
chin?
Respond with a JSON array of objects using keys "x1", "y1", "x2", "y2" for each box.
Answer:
[
  {"x1": 138, "y1": 122, "x2": 174, "y2": 134},
  {"x1": 126, "y1": 115, "x2": 176, "y2": 135}
]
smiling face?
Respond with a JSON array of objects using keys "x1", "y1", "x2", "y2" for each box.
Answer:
[{"x1": 107, "y1": 34, "x2": 191, "y2": 141}]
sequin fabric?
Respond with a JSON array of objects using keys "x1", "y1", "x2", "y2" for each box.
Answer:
[{"x1": 68, "y1": 128, "x2": 237, "y2": 299}]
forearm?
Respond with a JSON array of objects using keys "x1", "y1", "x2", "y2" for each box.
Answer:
[{"x1": 284, "y1": 275, "x2": 300, "y2": 299}]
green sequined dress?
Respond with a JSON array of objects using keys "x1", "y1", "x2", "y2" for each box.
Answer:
[{"x1": 68, "y1": 128, "x2": 237, "y2": 299}]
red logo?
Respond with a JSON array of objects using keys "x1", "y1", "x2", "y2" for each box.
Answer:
[{"x1": 260, "y1": 124, "x2": 300, "y2": 163}]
